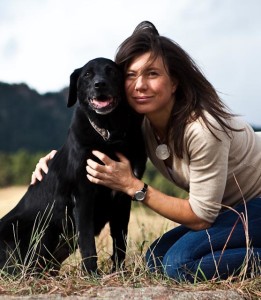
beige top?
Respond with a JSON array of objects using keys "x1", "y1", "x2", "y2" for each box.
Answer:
[{"x1": 143, "y1": 113, "x2": 261, "y2": 223}]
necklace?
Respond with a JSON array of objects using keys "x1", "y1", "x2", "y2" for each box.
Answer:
[
  {"x1": 154, "y1": 131, "x2": 170, "y2": 160},
  {"x1": 155, "y1": 144, "x2": 170, "y2": 160}
]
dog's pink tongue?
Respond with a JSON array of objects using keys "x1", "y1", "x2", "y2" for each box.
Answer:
[{"x1": 92, "y1": 99, "x2": 112, "y2": 108}]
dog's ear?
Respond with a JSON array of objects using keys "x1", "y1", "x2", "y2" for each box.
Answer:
[{"x1": 67, "y1": 67, "x2": 82, "y2": 107}]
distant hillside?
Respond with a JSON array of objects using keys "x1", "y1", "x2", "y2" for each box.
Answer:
[
  {"x1": 0, "y1": 81, "x2": 260, "y2": 153},
  {"x1": 0, "y1": 82, "x2": 73, "y2": 152}
]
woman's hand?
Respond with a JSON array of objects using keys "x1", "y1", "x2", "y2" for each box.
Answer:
[
  {"x1": 86, "y1": 150, "x2": 143, "y2": 196},
  {"x1": 31, "y1": 150, "x2": 57, "y2": 184}
]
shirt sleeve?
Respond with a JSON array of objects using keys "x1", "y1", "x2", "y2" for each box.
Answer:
[{"x1": 186, "y1": 119, "x2": 232, "y2": 223}]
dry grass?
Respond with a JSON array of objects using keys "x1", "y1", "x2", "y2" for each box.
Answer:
[
  {"x1": 0, "y1": 186, "x2": 260, "y2": 299},
  {"x1": 0, "y1": 186, "x2": 28, "y2": 218}
]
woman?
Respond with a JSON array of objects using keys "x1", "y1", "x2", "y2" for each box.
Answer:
[{"x1": 32, "y1": 21, "x2": 261, "y2": 282}]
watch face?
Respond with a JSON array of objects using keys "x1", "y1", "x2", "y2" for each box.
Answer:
[{"x1": 135, "y1": 191, "x2": 145, "y2": 201}]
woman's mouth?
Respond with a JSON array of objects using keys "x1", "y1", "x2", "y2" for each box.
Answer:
[{"x1": 133, "y1": 96, "x2": 152, "y2": 103}]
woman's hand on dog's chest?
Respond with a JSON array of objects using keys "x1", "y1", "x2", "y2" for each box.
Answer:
[{"x1": 86, "y1": 150, "x2": 140, "y2": 196}]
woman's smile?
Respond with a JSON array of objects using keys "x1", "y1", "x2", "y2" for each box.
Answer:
[{"x1": 132, "y1": 95, "x2": 153, "y2": 103}]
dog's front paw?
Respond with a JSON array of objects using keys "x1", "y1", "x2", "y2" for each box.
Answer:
[{"x1": 81, "y1": 257, "x2": 99, "y2": 276}]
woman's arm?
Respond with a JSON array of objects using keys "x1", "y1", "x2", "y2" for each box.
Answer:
[
  {"x1": 141, "y1": 185, "x2": 211, "y2": 230},
  {"x1": 86, "y1": 150, "x2": 211, "y2": 231}
]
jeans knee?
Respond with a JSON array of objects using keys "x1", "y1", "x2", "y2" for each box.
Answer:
[
  {"x1": 162, "y1": 255, "x2": 182, "y2": 280},
  {"x1": 145, "y1": 246, "x2": 162, "y2": 271}
]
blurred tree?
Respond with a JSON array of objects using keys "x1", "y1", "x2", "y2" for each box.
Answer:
[
  {"x1": 0, "y1": 151, "x2": 45, "y2": 187},
  {"x1": 0, "y1": 152, "x2": 13, "y2": 186}
]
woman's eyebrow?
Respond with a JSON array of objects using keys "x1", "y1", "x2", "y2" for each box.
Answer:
[
  {"x1": 126, "y1": 63, "x2": 161, "y2": 75},
  {"x1": 127, "y1": 66, "x2": 160, "y2": 72},
  {"x1": 146, "y1": 66, "x2": 160, "y2": 71}
]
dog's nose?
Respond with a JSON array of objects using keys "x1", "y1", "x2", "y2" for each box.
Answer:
[{"x1": 94, "y1": 81, "x2": 106, "y2": 89}]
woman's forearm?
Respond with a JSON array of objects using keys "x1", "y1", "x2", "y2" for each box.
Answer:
[{"x1": 131, "y1": 181, "x2": 211, "y2": 231}]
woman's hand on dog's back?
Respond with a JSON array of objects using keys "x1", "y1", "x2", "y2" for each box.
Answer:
[{"x1": 31, "y1": 150, "x2": 57, "y2": 184}]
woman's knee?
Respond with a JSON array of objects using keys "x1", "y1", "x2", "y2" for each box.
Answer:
[
  {"x1": 145, "y1": 225, "x2": 190, "y2": 270},
  {"x1": 145, "y1": 237, "x2": 164, "y2": 270}
]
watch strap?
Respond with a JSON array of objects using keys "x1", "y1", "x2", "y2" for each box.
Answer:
[{"x1": 141, "y1": 183, "x2": 148, "y2": 193}]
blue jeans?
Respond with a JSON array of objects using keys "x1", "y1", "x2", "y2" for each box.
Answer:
[{"x1": 145, "y1": 197, "x2": 261, "y2": 282}]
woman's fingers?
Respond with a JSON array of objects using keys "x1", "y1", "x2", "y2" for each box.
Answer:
[
  {"x1": 86, "y1": 158, "x2": 113, "y2": 178},
  {"x1": 91, "y1": 150, "x2": 114, "y2": 166},
  {"x1": 86, "y1": 151, "x2": 115, "y2": 175},
  {"x1": 86, "y1": 173, "x2": 102, "y2": 184},
  {"x1": 115, "y1": 152, "x2": 129, "y2": 163},
  {"x1": 86, "y1": 151, "x2": 119, "y2": 184},
  {"x1": 30, "y1": 172, "x2": 38, "y2": 185},
  {"x1": 86, "y1": 161, "x2": 108, "y2": 184},
  {"x1": 48, "y1": 149, "x2": 57, "y2": 159},
  {"x1": 31, "y1": 162, "x2": 44, "y2": 184},
  {"x1": 30, "y1": 150, "x2": 57, "y2": 184},
  {"x1": 86, "y1": 150, "x2": 135, "y2": 194},
  {"x1": 38, "y1": 158, "x2": 49, "y2": 174},
  {"x1": 86, "y1": 164, "x2": 104, "y2": 178}
]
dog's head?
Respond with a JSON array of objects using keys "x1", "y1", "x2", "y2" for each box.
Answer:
[{"x1": 67, "y1": 58, "x2": 124, "y2": 115}]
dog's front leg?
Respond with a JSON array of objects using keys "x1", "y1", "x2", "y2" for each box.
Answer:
[
  {"x1": 74, "y1": 189, "x2": 97, "y2": 274},
  {"x1": 110, "y1": 192, "x2": 132, "y2": 271}
]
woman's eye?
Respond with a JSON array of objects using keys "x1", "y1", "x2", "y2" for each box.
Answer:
[
  {"x1": 148, "y1": 71, "x2": 158, "y2": 77},
  {"x1": 125, "y1": 73, "x2": 136, "y2": 79}
]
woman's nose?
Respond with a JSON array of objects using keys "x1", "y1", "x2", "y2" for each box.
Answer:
[{"x1": 134, "y1": 75, "x2": 147, "y2": 91}]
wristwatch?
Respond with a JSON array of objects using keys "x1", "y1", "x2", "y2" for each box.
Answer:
[{"x1": 132, "y1": 183, "x2": 148, "y2": 201}]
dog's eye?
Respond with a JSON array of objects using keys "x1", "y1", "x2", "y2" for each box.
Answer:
[{"x1": 84, "y1": 71, "x2": 92, "y2": 78}]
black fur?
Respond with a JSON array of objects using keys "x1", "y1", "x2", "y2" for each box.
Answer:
[{"x1": 0, "y1": 58, "x2": 147, "y2": 275}]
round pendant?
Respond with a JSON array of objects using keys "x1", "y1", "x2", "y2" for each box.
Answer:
[{"x1": 155, "y1": 144, "x2": 170, "y2": 160}]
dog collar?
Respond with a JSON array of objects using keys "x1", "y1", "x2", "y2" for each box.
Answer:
[{"x1": 88, "y1": 117, "x2": 110, "y2": 141}]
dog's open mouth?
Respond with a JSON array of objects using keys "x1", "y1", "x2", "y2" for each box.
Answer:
[{"x1": 89, "y1": 96, "x2": 118, "y2": 114}]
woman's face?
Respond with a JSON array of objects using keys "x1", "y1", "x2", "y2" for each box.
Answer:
[{"x1": 124, "y1": 52, "x2": 178, "y2": 118}]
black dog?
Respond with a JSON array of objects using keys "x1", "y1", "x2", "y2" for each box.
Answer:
[{"x1": 0, "y1": 58, "x2": 147, "y2": 275}]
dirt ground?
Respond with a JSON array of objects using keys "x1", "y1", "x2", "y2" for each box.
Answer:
[{"x1": 0, "y1": 287, "x2": 245, "y2": 300}]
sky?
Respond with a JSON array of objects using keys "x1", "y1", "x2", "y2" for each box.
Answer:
[{"x1": 0, "y1": 0, "x2": 260, "y2": 126}]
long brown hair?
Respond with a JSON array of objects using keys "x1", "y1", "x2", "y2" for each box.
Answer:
[{"x1": 115, "y1": 21, "x2": 239, "y2": 158}]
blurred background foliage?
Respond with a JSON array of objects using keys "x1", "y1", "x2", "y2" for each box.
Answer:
[
  {"x1": 0, "y1": 150, "x2": 188, "y2": 199},
  {"x1": 0, "y1": 150, "x2": 46, "y2": 187}
]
